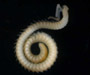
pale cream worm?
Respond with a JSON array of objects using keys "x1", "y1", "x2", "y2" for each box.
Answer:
[{"x1": 15, "y1": 4, "x2": 69, "y2": 72}]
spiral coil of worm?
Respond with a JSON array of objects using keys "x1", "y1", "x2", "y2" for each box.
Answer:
[{"x1": 15, "y1": 4, "x2": 69, "y2": 72}]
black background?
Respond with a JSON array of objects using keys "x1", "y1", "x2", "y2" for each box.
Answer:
[{"x1": 0, "y1": 0, "x2": 90, "y2": 75}]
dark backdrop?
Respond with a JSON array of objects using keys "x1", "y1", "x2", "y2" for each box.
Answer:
[{"x1": 0, "y1": 0, "x2": 89, "y2": 75}]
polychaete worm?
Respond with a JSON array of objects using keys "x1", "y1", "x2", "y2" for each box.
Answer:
[{"x1": 15, "y1": 4, "x2": 69, "y2": 72}]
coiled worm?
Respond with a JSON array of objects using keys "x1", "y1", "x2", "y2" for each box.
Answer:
[{"x1": 15, "y1": 4, "x2": 69, "y2": 72}]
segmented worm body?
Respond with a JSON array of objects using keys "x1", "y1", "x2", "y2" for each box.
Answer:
[{"x1": 15, "y1": 5, "x2": 69, "y2": 72}]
